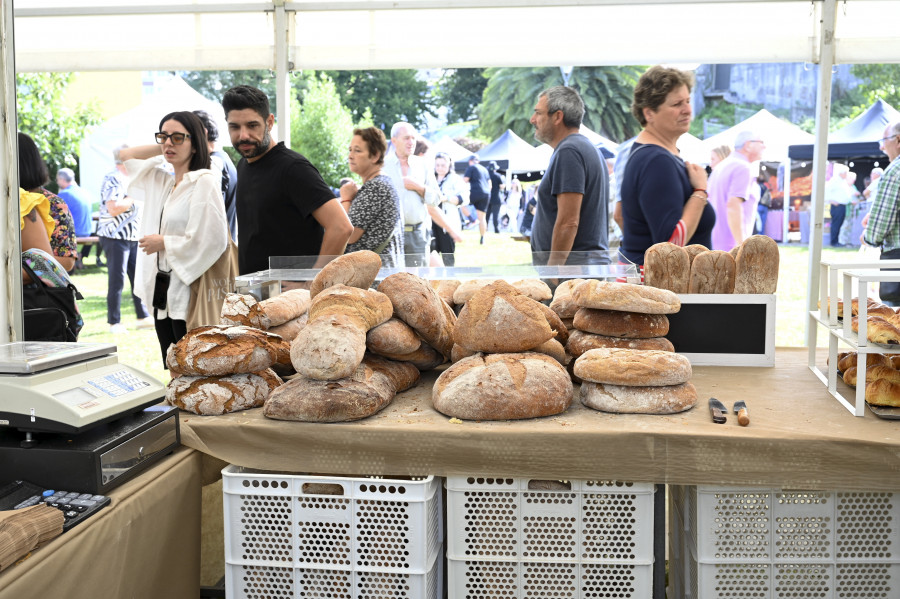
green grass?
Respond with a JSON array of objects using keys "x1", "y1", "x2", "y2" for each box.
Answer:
[{"x1": 67, "y1": 231, "x2": 859, "y2": 383}]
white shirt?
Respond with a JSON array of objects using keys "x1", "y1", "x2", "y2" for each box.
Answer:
[
  {"x1": 383, "y1": 151, "x2": 439, "y2": 226},
  {"x1": 125, "y1": 156, "x2": 228, "y2": 321}
]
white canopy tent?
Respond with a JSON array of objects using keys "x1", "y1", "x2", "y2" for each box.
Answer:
[
  {"x1": 698, "y1": 109, "x2": 815, "y2": 163},
  {"x1": 2, "y1": 0, "x2": 900, "y2": 340}
]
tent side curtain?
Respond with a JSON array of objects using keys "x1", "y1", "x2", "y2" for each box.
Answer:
[{"x1": 12, "y1": 1, "x2": 846, "y2": 72}]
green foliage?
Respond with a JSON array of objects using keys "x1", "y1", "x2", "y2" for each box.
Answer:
[
  {"x1": 291, "y1": 74, "x2": 355, "y2": 189},
  {"x1": 180, "y1": 70, "x2": 279, "y2": 113},
  {"x1": 322, "y1": 70, "x2": 435, "y2": 132},
  {"x1": 435, "y1": 68, "x2": 488, "y2": 123},
  {"x1": 16, "y1": 73, "x2": 102, "y2": 190},
  {"x1": 850, "y1": 64, "x2": 900, "y2": 110},
  {"x1": 478, "y1": 66, "x2": 643, "y2": 143}
]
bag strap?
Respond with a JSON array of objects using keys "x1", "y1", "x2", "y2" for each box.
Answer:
[{"x1": 22, "y1": 260, "x2": 84, "y2": 301}]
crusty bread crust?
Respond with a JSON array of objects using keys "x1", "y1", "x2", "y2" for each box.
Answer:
[
  {"x1": 574, "y1": 347, "x2": 691, "y2": 386},
  {"x1": 580, "y1": 381, "x2": 697, "y2": 414},
  {"x1": 573, "y1": 280, "x2": 681, "y2": 314}
]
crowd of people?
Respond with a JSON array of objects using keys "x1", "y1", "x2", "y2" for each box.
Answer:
[{"x1": 20, "y1": 66, "x2": 900, "y2": 363}]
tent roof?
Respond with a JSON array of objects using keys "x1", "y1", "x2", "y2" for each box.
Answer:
[
  {"x1": 457, "y1": 129, "x2": 544, "y2": 174},
  {"x1": 697, "y1": 109, "x2": 814, "y2": 161},
  {"x1": 788, "y1": 99, "x2": 900, "y2": 160}
]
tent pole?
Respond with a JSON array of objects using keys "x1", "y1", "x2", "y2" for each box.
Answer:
[
  {"x1": 274, "y1": 1, "x2": 292, "y2": 148},
  {"x1": 1, "y1": 0, "x2": 19, "y2": 343},
  {"x1": 806, "y1": 0, "x2": 837, "y2": 348},
  {"x1": 783, "y1": 162, "x2": 791, "y2": 244}
]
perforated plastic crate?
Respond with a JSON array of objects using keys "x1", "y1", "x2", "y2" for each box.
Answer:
[
  {"x1": 223, "y1": 465, "x2": 443, "y2": 599},
  {"x1": 445, "y1": 476, "x2": 655, "y2": 599},
  {"x1": 670, "y1": 485, "x2": 900, "y2": 599}
]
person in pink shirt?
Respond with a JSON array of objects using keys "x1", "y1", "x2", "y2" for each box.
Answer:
[{"x1": 708, "y1": 130, "x2": 765, "y2": 251}]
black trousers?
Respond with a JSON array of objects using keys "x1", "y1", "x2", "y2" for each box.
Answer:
[
  {"x1": 431, "y1": 223, "x2": 456, "y2": 266},
  {"x1": 155, "y1": 313, "x2": 187, "y2": 368}
]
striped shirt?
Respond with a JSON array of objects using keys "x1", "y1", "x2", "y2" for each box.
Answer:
[
  {"x1": 864, "y1": 158, "x2": 900, "y2": 252},
  {"x1": 96, "y1": 169, "x2": 141, "y2": 241}
]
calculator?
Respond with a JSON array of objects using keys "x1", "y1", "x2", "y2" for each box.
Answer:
[{"x1": 0, "y1": 480, "x2": 110, "y2": 531}]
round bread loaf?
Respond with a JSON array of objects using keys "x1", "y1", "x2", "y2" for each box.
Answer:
[
  {"x1": 574, "y1": 347, "x2": 692, "y2": 386},
  {"x1": 512, "y1": 279, "x2": 552, "y2": 302},
  {"x1": 643, "y1": 242, "x2": 689, "y2": 293},
  {"x1": 842, "y1": 364, "x2": 900, "y2": 387},
  {"x1": 573, "y1": 280, "x2": 680, "y2": 314},
  {"x1": 580, "y1": 381, "x2": 697, "y2": 414},
  {"x1": 836, "y1": 351, "x2": 889, "y2": 373},
  {"x1": 379, "y1": 272, "x2": 456, "y2": 358},
  {"x1": 433, "y1": 353, "x2": 573, "y2": 420},
  {"x1": 452, "y1": 279, "x2": 494, "y2": 305},
  {"x1": 549, "y1": 278, "x2": 586, "y2": 319},
  {"x1": 166, "y1": 368, "x2": 283, "y2": 415},
  {"x1": 220, "y1": 293, "x2": 265, "y2": 328},
  {"x1": 309, "y1": 250, "x2": 382, "y2": 298},
  {"x1": 734, "y1": 235, "x2": 779, "y2": 294},
  {"x1": 366, "y1": 318, "x2": 422, "y2": 355},
  {"x1": 688, "y1": 250, "x2": 736, "y2": 294},
  {"x1": 166, "y1": 325, "x2": 284, "y2": 375},
  {"x1": 453, "y1": 280, "x2": 553, "y2": 352},
  {"x1": 566, "y1": 330, "x2": 674, "y2": 357},
  {"x1": 265, "y1": 355, "x2": 420, "y2": 422},
  {"x1": 572, "y1": 308, "x2": 669, "y2": 338}
]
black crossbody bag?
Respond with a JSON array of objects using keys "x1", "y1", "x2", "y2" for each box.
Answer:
[{"x1": 22, "y1": 261, "x2": 84, "y2": 342}]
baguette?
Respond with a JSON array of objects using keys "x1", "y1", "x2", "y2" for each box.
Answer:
[{"x1": 310, "y1": 250, "x2": 382, "y2": 298}]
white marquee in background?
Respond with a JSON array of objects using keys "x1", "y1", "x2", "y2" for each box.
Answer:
[{"x1": 2, "y1": 0, "x2": 900, "y2": 339}]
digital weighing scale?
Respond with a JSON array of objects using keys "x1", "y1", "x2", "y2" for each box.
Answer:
[{"x1": 0, "y1": 342, "x2": 179, "y2": 493}]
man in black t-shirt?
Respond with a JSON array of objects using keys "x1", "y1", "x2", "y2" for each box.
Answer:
[{"x1": 222, "y1": 85, "x2": 353, "y2": 274}]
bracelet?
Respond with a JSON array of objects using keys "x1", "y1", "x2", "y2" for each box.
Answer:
[
  {"x1": 692, "y1": 188, "x2": 707, "y2": 194},
  {"x1": 689, "y1": 193, "x2": 707, "y2": 202}
]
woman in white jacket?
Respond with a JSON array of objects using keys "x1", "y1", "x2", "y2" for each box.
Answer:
[
  {"x1": 119, "y1": 111, "x2": 228, "y2": 366},
  {"x1": 431, "y1": 152, "x2": 468, "y2": 266}
]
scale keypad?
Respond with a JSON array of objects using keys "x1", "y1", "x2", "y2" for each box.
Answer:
[{"x1": 86, "y1": 369, "x2": 150, "y2": 397}]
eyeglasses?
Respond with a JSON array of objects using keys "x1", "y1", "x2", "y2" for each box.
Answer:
[
  {"x1": 155, "y1": 132, "x2": 191, "y2": 145},
  {"x1": 880, "y1": 134, "x2": 898, "y2": 145}
]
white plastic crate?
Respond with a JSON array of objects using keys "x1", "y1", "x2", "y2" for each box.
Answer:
[
  {"x1": 445, "y1": 476, "x2": 655, "y2": 599},
  {"x1": 223, "y1": 465, "x2": 443, "y2": 599},
  {"x1": 670, "y1": 485, "x2": 900, "y2": 599}
]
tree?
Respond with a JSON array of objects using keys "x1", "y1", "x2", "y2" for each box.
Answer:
[
  {"x1": 180, "y1": 70, "x2": 279, "y2": 113},
  {"x1": 478, "y1": 66, "x2": 643, "y2": 143},
  {"x1": 322, "y1": 70, "x2": 434, "y2": 132},
  {"x1": 16, "y1": 73, "x2": 102, "y2": 190},
  {"x1": 850, "y1": 64, "x2": 900, "y2": 111},
  {"x1": 436, "y1": 68, "x2": 488, "y2": 123},
  {"x1": 291, "y1": 74, "x2": 357, "y2": 189}
]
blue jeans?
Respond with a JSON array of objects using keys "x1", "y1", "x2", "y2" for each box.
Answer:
[{"x1": 100, "y1": 237, "x2": 149, "y2": 324}]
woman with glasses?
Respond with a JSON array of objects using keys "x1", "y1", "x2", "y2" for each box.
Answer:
[
  {"x1": 431, "y1": 152, "x2": 466, "y2": 266},
  {"x1": 117, "y1": 111, "x2": 228, "y2": 366}
]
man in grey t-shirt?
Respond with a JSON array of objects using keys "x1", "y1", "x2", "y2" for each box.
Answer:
[{"x1": 528, "y1": 86, "x2": 608, "y2": 266}]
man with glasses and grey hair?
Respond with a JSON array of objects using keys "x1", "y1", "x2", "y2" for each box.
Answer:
[
  {"x1": 528, "y1": 86, "x2": 608, "y2": 266},
  {"x1": 864, "y1": 121, "x2": 900, "y2": 304}
]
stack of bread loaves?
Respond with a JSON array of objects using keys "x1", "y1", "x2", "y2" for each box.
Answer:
[
  {"x1": 643, "y1": 235, "x2": 779, "y2": 294},
  {"x1": 432, "y1": 280, "x2": 573, "y2": 421},
  {"x1": 836, "y1": 350, "x2": 900, "y2": 407},
  {"x1": 568, "y1": 280, "x2": 698, "y2": 414},
  {"x1": 165, "y1": 325, "x2": 287, "y2": 415}
]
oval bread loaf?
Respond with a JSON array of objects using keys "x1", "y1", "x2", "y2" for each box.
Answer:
[
  {"x1": 549, "y1": 278, "x2": 586, "y2": 319},
  {"x1": 453, "y1": 279, "x2": 494, "y2": 305},
  {"x1": 688, "y1": 250, "x2": 735, "y2": 294},
  {"x1": 433, "y1": 353, "x2": 573, "y2": 420},
  {"x1": 572, "y1": 308, "x2": 669, "y2": 339},
  {"x1": 512, "y1": 279, "x2": 552, "y2": 302},
  {"x1": 643, "y1": 242, "x2": 689, "y2": 293},
  {"x1": 366, "y1": 318, "x2": 422, "y2": 355},
  {"x1": 430, "y1": 280, "x2": 461, "y2": 306},
  {"x1": 268, "y1": 313, "x2": 308, "y2": 342},
  {"x1": 573, "y1": 280, "x2": 681, "y2": 314},
  {"x1": 453, "y1": 280, "x2": 553, "y2": 352},
  {"x1": 565, "y1": 330, "x2": 674, "y2": 357},
  {"x1": 734, "y1": 235, "x2": 779, "y2": 293},
  {"x1": 166, "y1": 325, "x2": 284, "y2": 375},
  {"x1": 310, "y1": 250, "x2": 382, "y2": 298},
  {"x1": 581, "y1": 381, "x2": 697, "y2": 414},
  {"x1": 684, "y1": 244, "x2": 709, "y2": 266},
  {"x1": 251, "y1": 289, "x2": 311, "y2": 329},
  {"x1": 379, "y1": 272, "x2": 456, "y2": 358},
  {"x1": 371, "y1": 341, "x2": 445, "y2": 371},
  {"x1": 574, "y1": 347, "x2": 692, "y2": 386},
  {"x1": 166, "y1": 368, "x2": 283, "y2": 415}
]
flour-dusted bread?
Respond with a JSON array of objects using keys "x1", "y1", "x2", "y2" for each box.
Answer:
[
  {"x1": 452, "y1": 279, "x2": 494, "y2": 305},
  {"x1": 536, "y1": 301, "x2": 569, "y2": 343},
  {"x1": 734, "y1": 235, "x2": 779, "y2": 293},
  {"x1": 250, "y1": 288, "x2": 311, "y2": 329},
  {"x1": 688, "y1": 250, "x2": 736, "y2": 294},
  {"x1": 566, "y1": 330, "x2": 674, "y2": 357},
  {"x1": 450, "y1": 343, "x2": 476, "y2": 363},
  {"x1": 310, "y1": 250, "x2": 382, "y2": 298},
  {"x1": 433, "y1": 353, "x2": 573, "y2": 420},
  {"x1": 166, "y1": 325, "x2": 285, "y2": 375},
  {"x1": 268, "y1": 313, "x2": 308, "y2": 342},
  {"x1": 574, "y1": 347, "x2": 692, "y2": 386},
  {"x1": 453, "y1": 280, "x2": 553, "y2": 352},
  {"x1": 549, "y1": 278, "x2": 586, "y2": 319},
  {"x1": 573, "y1": 280, "x2": 681, "y2": 314},
  {"x1": 530, "y1": 338, "x2": 567, "y2": 366},
  {"x1": 512, "y1": 279, "x2": 553, "y2": 302},
  {"x1": 379, "y1": 272, "x2": 456, "y2": 358},
  {"x1": 372, "y1": 341, "x2": 445, "y2": 371},
  {"x1": 581, "y1": 381, "x2": 697, "y2": 414},
  {"x1": 264, "y1": 354, "x2": 419, "y2": 422},
  {"x1": 643, "y1": 242, "x2": 690, "y2": 293},
  {"x1": 220, "y1": 293, "x2": 266, "y2": 328},
  {"x1": 290, "y1": 285, "x2": 393, "y2": 380},
  {"x1": 573, "y1": 308, "x2": 669, "y2": 339},
  {"x1": 166, "y1": 368, "x2": 282, "y2": 415},
  {"x1": 430, "y1": 280, "x2": 461, "y2": 306},
  {"x1": 366, "y1": 318, "x2": 422, "y2": 355},
  {"x1": 684, "y1": 244, "x2": 709, "y2": 266}
]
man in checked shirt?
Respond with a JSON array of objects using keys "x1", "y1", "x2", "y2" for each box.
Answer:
[{"x1": 863, "y1": 121, "x2": 900, "y2": 305}]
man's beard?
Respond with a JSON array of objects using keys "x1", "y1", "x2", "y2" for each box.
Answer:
[{"x1": 238, "y1": 129, "x2": 272, "y2": 159}]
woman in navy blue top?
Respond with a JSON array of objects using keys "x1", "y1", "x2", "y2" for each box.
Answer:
[{"x1": 620, "y1": 66, "x2": 716, "y2": 265}]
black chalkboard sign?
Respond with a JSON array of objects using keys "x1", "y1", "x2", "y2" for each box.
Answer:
[{"x1": 666, "y1": 302, "x2": 768, "y2": 355}]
